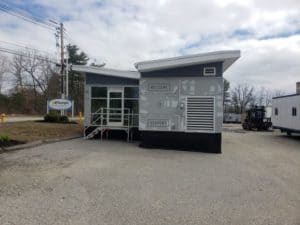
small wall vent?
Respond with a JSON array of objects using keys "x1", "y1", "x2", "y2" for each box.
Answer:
[
  {"x1": 186, "y1": 96, "x2": 215, "y2": 132},
  {"x1": 203, "y1": 67, "x2": 216, "y2": 76}
]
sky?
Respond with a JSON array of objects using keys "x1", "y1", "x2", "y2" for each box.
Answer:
[{"x1": 0, "y1": 0, "x2": 299, "y2": 93}]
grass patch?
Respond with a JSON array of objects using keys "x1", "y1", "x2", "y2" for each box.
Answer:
[
  {"x1": 0, "y1": 134, "x2": 25, "y2": 148},
  {"x1": 0, "y1": 121, "x2": 83, "y2": 143}
]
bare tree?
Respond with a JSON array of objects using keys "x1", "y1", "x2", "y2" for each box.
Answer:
[
  {"x1": 273, "y1": 90, "x2": 285, "y2": 97},
  {"x1": 9, "y1": 50, "x2": 58, "y2": 113},
  {"x1": 231, "y1": 84, "x2": 255, "y2": 113},
  {"x1": 0, "y1": 54, "x2": 9, "y2": 93},
  {"x1": 256, "y1": 87, "x2": 273, "y2": 107},
  {"x1": 11, "y1": 54, "x2": 25, "y2": 92}
]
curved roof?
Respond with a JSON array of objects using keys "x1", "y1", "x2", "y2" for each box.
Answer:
[
  {"x1": 72, "y1": 50, "x2": 240, "y2": 78},
  {"x1": 135, "y1": 50, "x2": 240, "y2": 72}
]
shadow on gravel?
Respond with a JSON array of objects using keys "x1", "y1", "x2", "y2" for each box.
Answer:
[{"x1": 280, "y1": 135, "x2": 300, "y2": 141}]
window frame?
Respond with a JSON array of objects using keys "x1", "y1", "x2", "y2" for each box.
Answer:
[{"x1": 89, "y1": 85, "x2": 139, "y2": 126}]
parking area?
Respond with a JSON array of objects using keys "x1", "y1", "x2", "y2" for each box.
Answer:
[{"x1": 0, "y1": 129, "x2": 299, "y2": 225}]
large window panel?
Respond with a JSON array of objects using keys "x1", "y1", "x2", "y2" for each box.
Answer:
[
  {"x1": 92, "y1": 87, "x2": 107, "y2": 98},
  {"x1": 91, "y1": 114, "x2": 107, "y2": 125},
  {"x1": 109, "y1": 92, "x2": 122, "y2": 98},
  {"x1": 91, "y1": 99, "x2": 107, "y2": 112},
  {"x1": 124, "y1": 99, "x2": 139, "y2": 113},
  {"x1": 124, "y1": 87, "x2": 139, "y2": 98}
]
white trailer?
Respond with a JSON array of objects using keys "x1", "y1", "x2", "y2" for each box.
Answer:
[{"x1": 272, "y1": 93, "x2": 300, "y2": 135}]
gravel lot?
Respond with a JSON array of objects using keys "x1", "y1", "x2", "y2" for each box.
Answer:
[{"x1": 0, "y1": 128, "x2": 299, "y2": 225}]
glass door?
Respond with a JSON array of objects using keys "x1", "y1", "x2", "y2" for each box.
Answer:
[{"x1": 108, "y1": 88, "x2": 123, "y2": 126}]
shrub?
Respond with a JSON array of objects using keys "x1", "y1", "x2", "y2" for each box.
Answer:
[
  {"x1": 59, "y1": 115, "x2": 69, "y2": 123},
  {"x1": 44, "y1": 112, "x2": 60, "y2": 122},
  {"x1": 0, "y1": 134, "x2": 10, "y2": 143},
  {"x1": 44, "y1": 112, "x2": 69, "y2": 123}
]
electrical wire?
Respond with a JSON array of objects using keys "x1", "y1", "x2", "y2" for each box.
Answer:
[
  {"x1": 0, "y1": 46, "x2": 58, "y2": 64},
  {"x1": 0, "y1": 40, "x2": 56, "y2": 57},
  {"x1": 0, "y1": 0, "x2": 57, "y2": 28},
  {"x1": 0, "y1": 3, "x2": 56, "y2": 31}
]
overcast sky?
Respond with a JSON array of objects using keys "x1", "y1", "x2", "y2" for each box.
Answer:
[{"x1": 0, "y1": 0, "x2": 299, "y2": 93}]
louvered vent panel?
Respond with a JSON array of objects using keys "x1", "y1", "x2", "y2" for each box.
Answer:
[{"x1": 186, "y1": 97, "x2": 214, "y2": 132}]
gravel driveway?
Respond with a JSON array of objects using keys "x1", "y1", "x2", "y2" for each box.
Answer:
[{"x1": 0, "y1": 130, "x2": 299, "y2": 225}]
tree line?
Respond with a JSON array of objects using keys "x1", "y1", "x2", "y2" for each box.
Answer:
[
  {"x1": 224, "y1": 80, "x2": 285, "y2": 114},
  {"x1": 0, "y1": 44, "x2": 88, "y2": 114}
]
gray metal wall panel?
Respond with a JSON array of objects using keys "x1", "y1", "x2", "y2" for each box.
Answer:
[
  {"x1": 139, "y1": 77, "x2": 223, "y2": 133},
  {"x1": 84, "y1": 84, "x2": 91, "y2": 126},
  {"x1": 86, "y1": 73, "x2": 139, "y2": 85},
  {"x1": 140, "y1": 62, "x2": 223, "y2": 78}
]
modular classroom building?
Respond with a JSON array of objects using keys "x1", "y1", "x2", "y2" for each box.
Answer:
[
  {"x1": 73, "y1": 50, "x2": 240, "y2": 153},
  {"x1": 272, "y1": 82, "x2": 300, "y2": 135}
]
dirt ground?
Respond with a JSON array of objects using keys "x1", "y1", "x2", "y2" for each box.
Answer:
[
  {"x1": 0, "y1": 121, "x2": 83, "y2": 142},
  {"x1": 0, "y1": 127, "x2": 299, "y2": 225}
]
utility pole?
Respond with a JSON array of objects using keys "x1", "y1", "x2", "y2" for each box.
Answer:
[
  {"x1": 66, "y1": 51, "x2": 69, "y2": 98},
  {"x1": 60, "y1": 22, "x2": 64, "y2": 98}
]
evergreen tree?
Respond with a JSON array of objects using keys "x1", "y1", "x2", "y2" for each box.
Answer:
[{"x1": 67, "y1": 44, "x2": 89, "y2": 114}]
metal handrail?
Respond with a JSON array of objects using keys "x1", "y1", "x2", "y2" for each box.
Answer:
[
  {"x1": 84, "y1": 107, "x2": 139, "y2": 141},
  {"x1": 90, "y1": 107, "x2": 139, "y2": 126}
]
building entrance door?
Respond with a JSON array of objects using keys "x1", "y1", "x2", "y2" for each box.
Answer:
[{"x1": 108, "y1": 88, "x2": 123, "y2": 126}]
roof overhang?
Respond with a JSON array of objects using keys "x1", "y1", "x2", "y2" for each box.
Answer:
[
  {"x1": 134, "y1": 50, "x2": 240, "y2": 72},
  {"x1": 72, "y1": 65, "x2": 140, "y2": 80}
]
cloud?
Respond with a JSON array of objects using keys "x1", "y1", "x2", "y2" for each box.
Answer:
[{"x1": 0, "y1": 0, "x2": 299, "y2": 93}]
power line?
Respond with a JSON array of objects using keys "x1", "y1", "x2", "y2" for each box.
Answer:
[
  {"x1": 0, "y1": 40, "x2": 56, "y2": 57},
  {"x1": 0, "y1": 3, "x2": 56, "y2": 31},
  {"x1": 0, "y1": 0, "x2": 57, "y2": 28},
  {"x1": 0, "y1": 46, "x2": 58, "y2": 64}
]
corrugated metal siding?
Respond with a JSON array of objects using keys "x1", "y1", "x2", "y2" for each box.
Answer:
[{"x1": 186, "y1": 96, "x2": 215, "y2": 132}]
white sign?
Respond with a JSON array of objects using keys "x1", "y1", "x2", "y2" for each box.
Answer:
[
  {"x1": 49, "y1": 99, "x2": 72, "y2": 110},
  {"x1": 147, "y1": 119, "x2": 169, "y2": 128},
  {"x1": 148, "y1": 83, "x2": 170, "y2": 92}
]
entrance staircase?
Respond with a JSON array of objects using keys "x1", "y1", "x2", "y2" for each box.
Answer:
[{"x1": 83, "y1": 107, "x2": 138, "y2": 142}]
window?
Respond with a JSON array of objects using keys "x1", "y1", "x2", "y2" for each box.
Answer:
[
  {"x1": 274, "y1": 108, "x2": 278, "y2": 116},
  {"x1": 124, "y1": 87, "x2": 139, "y2": 98},
  {"x1": 92, "y1": 87, "x2": 107, "y2": 98},
  {"x1": 124, "y1": 99, "x2": 139, "y2": 126},
  {"x1": 91, "y1": 99, "x2": 107, "y2": 113},
  {"x1": 292, "y1": 107, "x2": 297, "y2": 116},
  {"x1": 203, "y1": 67, "x2": 216, "y2": 76}
]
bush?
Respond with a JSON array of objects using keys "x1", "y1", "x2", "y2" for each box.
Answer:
[
  {"x1": 44, "y1": 112, "x2": 69, "y2": 123},
  {"x1": 0, "y1": 134, "x2": 10, "y2": 143},
  {"x1": 44, "y1": 112, "x2": 60, "y2": 122},
  {"x1": 59, "y1": 115, "x2": 69, "y2": 123}
]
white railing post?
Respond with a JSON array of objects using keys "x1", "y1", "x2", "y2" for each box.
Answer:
[{"x1": 100, "y1": 108, "x2": 103, "y2": 142}]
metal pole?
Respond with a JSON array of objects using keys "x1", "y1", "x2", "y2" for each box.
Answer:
[
  {"x1": 46, "y1": 100, "x2": 49, "y2": 114},
  {"x1": 71, "y1": 100, "x2": 74, "y2": 118},
  {"x1": 66, "y1": 52, "x2": 69, "y2": 98},
  {"x1": 60, "y1": 22, "x2": 64, "y2": 99}
]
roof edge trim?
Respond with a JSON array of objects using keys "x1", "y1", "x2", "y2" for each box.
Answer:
[{"x1": 72, "y1": 65, "x2": 140, "y2": 80}]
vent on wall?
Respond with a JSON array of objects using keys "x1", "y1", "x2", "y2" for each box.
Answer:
[
  {"x1": 186, "y1": 96, "x2": 215, "y2": 132},
  {"x1": 203, "y1": 67, "x2": 216, "y2": 76}
]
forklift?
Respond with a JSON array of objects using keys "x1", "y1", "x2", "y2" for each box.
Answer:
[{"x1": 242, "y1": 106, "x2": 272, "y2": 131}]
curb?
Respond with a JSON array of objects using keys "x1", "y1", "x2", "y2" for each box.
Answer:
[{"x1": 0, "y1": 135, "x2": 82, "y2": 153}]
